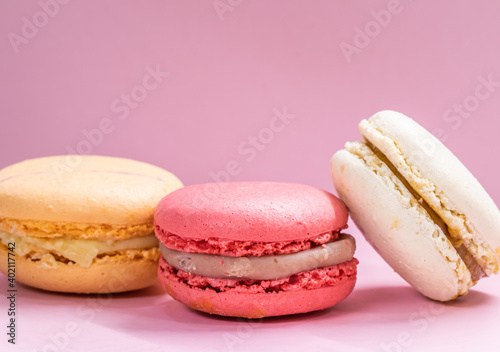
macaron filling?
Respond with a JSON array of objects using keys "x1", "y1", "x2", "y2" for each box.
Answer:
[
  {"x1": 160, "y1": 234, "x2": 355, "y2": 280},
  {"x1": 0, "y1": 231, "x2": 159, "y2": 268}
]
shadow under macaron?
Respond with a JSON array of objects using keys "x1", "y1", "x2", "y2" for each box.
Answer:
[
  {"x1": 336, "y1": 285, "x2": 495, "y2": 321},
  {"x1": 13, "y1": 280, "x2": 166, "y2": 308}
]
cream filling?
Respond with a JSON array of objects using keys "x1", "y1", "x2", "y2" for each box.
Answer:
[
  {"x1": 0, "y1": 230, "x2": 158, "y2": 268},
  {"x1": 161, "y1": 234, "x2": 355, "y2": 280}
]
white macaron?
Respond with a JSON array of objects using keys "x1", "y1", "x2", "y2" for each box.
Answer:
[{"x1": 330, "y1": 110, "x2": 500, "y2": 301}]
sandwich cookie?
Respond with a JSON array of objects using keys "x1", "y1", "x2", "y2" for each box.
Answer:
[
  {"x1": 0, "y1": 155, "x2": 183, "y2": 293},
  {"x1": 154, "y1": 182, "x2": 358, "y2": 318},
  {"x1": 331, "y1": 110, "x2": 500, "y2": 301}
]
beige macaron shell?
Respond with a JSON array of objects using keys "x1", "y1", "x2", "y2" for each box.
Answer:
[
  {"x1": 0, "y1": 155, "x2": 183, "y2": 225},
  {"x1": 331, "y1": 143, "x2": 472, "y2": 301},
  {"x1": 0, "y1": 245, "x2": 160, "y2": 293},
  {"x1": 360, "y1": 111, "x2": 500, "y2": 274}
]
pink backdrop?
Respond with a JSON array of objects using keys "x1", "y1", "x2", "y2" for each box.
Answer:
[
  {"x1": 1, "y1": 1, "x2": 500, "y2": 351},
  {"x1": 2, "y1": 0, "x2": 500, "y2": 201}
]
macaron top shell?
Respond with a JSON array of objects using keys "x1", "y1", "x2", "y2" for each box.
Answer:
[
  {"x1": 0, "y1": 155, "x2": 183, "y2": 225},
  {"x1": 360, "y1": 111, "x2": 500, "y2": 274},
  {"x1": 154, "y1": 182, "x2": 348, "y2": 242}
]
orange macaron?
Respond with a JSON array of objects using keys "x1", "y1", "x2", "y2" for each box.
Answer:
[{"x1": 0, "y1": 155, "x2": 183, "y2": 293}]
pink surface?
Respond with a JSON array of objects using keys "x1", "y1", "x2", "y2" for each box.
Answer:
[
  {"x1": 158, "y1": 258, "x2": 357, "y2": 318},
  {"x1": 2, "y1": 1, "x2": 500, "y2": 351},
  {"x1": 3, "y1": 228, "x2": 500, "y2": 352},
  {"x1": 154, "y1": 182, "x2": 348, "y2": 242}
]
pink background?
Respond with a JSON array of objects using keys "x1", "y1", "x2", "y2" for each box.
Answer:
[{"x1": 1, "y1": 1, "x2": 500, "y2": 351}]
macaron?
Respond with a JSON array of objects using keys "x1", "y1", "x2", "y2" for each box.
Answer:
[
  {"x1": 0, "y1": 155, "x2": 183, "y2": 293},
  {"x1": 330, "y1": 110, "x2": 500, "y2": 301},
  {"x1": 154, "y1": 182, "x2": 358, "y2": 318}
]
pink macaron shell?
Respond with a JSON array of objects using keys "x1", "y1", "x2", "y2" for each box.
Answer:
[
  {"x1": 154, "y1": 182, "x2": 348, "y2": 243},
  {"x1": 159, "y1": 258, "x2": 357, "y2": 318}
]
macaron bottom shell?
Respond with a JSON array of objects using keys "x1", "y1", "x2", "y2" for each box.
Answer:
[
  {"x1": 331, "y1": 144, "x2": 473, "y2": 301},
  {"x1": 159, "y1": 257, "x2": 358, "y2": 318},
  {"x1": 0, "y1": 245, "x2": 160, "y2": 294}
]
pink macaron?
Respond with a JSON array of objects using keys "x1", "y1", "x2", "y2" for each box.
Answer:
[{"x1": 154, "y1": 182, "x2": 358, "y2": 318}]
